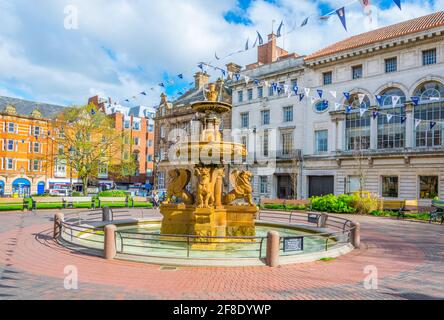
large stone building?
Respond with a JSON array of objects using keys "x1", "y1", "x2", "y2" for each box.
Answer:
[
  {"x1": 231, "y1": 11, "x2": 444, "y2": 205},
  {"x1": 154, "y1": 71, "x2": 234, "y2": 192}
]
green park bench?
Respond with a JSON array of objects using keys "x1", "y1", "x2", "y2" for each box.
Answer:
[
  {"x1": 62, "y1": 197, "x2": 95, "y2": 209},
  {"x1": 98, "y1": 196, "x2": 129, "y2": 208},
  {"x1": 131, "y1": 196, "x2": 151, "y2": 208},
  {"x1": 32, "y1": 197, "x2": 64, "y2": 211},
  {"x1": 0, "y1": 197, "x2": 29, "y2": 211}
]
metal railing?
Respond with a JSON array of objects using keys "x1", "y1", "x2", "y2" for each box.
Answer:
[{"x1": 57, "y1": 208, "x2": 355, "y2": 260}]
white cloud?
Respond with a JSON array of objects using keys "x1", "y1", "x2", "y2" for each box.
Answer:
[{"x1": 0, "y1": 0, "x2": 440, "y2": 106}]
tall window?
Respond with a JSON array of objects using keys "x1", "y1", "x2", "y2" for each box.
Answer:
[
  {"x1": 346, "y1": 112, "x2": 371, "y2": 150},
  {"x1": 8, "y1": 123, "x2": 14, "y2": 133},
  {"x1": 352, "y1": 65, "x2": 363, "y2": 79},
  {"x1": 263, "y1": 130, "x2": 269, "y2": 157},
  {"x1": 423, "y1": 49, "x2": 437, "y2": 66},
  {"x1": 238, "y1": 91, "x2": 243, "y2": 103},
  {"x1": 377, "y1": 106, "x2": 406, "y2": 149},
  {"x1": 133, "y1": 122, "x2": 140, "y2": 130},
  {"x1": 124, "y1": 120, "x2": 130, "y2": 129},
  {"x1": 6, "y1": 158, "x2": 13, "y2": 170},
  {"x1": 33, "y1": 160, "x2": 39, "y2": 171},
  {"x1": 260, "y1": 176, "x2": 267, "y2": 194},
  {"x1": 33, "y1": 142, "x2": 40, "y2": 153},
  {"x1": 268, "y1": 86, "x2": 274, "y2": 97},
  {"x1": 382, "y1": 176, "x2": 399, "y2": 198},
  {"x1": 247, "y1": 88, "x2": 253, "y2": 101},
  {"x1": 261, "y1": 110, "x2": 270, "y2": 125},
  {"x1": 281, "y1": 132, "x2": 293, "y2": 155},
  {"x1": 414, "y1": 102, "x2": 444, "y2": 147},
  {"x1": 158, "y1": 172, "x2": 165, "y2": 189},
  {"x1": 257, "y1": 87, "x2": 263, "y2": 99},
  {"x1": 385, "y1": 57, "x2": 397, "y2": 73},
  {"x1": 34, "y1": 126, "x2": 41, "y2": 136},
  {"x1": 291, "y1": 78, "x2": 298, "y2": 88},
  {"x1": 315, "y1": 130, "x2": 328, "y2": 153},
  {"x1": 241, "y1": 112, "x2": 249, "y2": 128},
  {"x1": 7, "y1": 140, "x2": 14, "y2": 151},
  {"x1": 323, "y1": 72, "x2": 332, "y2": 85},
  {"x1": 283, "y1": 106, "x2": 293, "y2": 122},
  {"x1": 419, "y1": 176, "x2": 439, "y2": 199}
]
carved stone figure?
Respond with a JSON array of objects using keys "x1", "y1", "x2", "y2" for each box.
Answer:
[
  {"x1": 195, "y1": 167, "x2": 214, "y2": 208},
  {"x1": 224, "y1": 170, "x2": 254, "y2": 206},
  {"x1": 164, "y1": 169, "x2": 194, "y2": 205}
]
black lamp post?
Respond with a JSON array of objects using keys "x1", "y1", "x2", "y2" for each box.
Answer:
[{"x1": 69, "y1": 147, "x2": 75, "y2": 195}]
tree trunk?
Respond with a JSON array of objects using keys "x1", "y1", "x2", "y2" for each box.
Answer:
[{"x1": 82, "y1": 177, "x2": 89, "y2": 196}]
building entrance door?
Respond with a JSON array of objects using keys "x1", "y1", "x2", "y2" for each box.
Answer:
[
  {"x1": 277, "y1": 175, "x2": 294, "y2": 199},
  {"x1": 308, "y1": 176, "x2": 334, "y2": 197}
]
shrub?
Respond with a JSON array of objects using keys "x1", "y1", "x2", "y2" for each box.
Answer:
[
  {"x1": 98, "y1": 190, "x2": 127, "y2": 197},
  {"x1": 262, "y1": 204, "x2": 307, "y2": 211},
  {"x1": 72, "y1": 191, "x2": 82, "y2": 197},
  {"x1": 310, "y1": 194, "x2": 355, "y2": 213},
  {"x1": 350, "y1": 194, "x2": 382, "y2": 214}
]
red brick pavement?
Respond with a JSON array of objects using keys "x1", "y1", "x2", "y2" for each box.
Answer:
[{"x1": 1, "y1": 210, "x2": 441, "y2": 300}]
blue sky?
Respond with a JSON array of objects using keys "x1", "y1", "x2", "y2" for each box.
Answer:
[{"x1": 0, "y1": 0, "x2": 442, "y2": 107}]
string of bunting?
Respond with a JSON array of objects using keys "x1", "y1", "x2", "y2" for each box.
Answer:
[{"x1": 112, "y1": 0, "x2": 404, "y2": 107}]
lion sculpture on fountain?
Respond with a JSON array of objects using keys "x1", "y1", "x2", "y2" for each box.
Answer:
[
  {"x1": 224, "y1": 170, "x2": 254, "y2": 206},
  {"x1": 163, "y1": 169, "x2": 194, "y2": 205}
]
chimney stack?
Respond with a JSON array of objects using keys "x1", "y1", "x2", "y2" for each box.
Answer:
[{"x1": 194, "y1": 72, "x2": 210, "y2": 90}]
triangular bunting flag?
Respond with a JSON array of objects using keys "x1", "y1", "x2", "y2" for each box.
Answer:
[
  {"x1": 430, "y1": 121, "x2": 437, "y2": 130},
  {"x1": 336, "y1": 7, "x2": 347, "y2": 31},
  {"x1": 330, "y1": 91, "x2": 337, "y2": 98},
  {"x1": 254, "y1": 79, "x2": 260, "y2": 86},
  {"x1": 235, "y1": 74, "x2": 241, "y2": 81},
  {"x1": 257, "y1": 31, "x2": 264, "y2": 45},
  {"x1": 140, "y1": 92, "x2": 147, "y2": 96},
  {"x1": 343, "y1": 92, "x2": 350, "y2": 101},
  {"x1": 293, "y1": 85, "x2": 299, "y2": 95},
  {"x1": 386, "y1": 114, "x2": 393, "y2": 123},
  {"x1": 359, "y1": 108, "x2": 367, "y2": 117},
  {"x1": 178, "y1": 74, "x2": 183, "y2": 79},
  {"x1": 304, "y1": 88, "x2": 311, "y2": 97},
  {"x1": 244, "y1": 76, "x2": 250, "y2": 85},
  {"x1": 299, "y1": 94, "x2": 305, "y2": 102},
  {"x1": 264, "y1": 81, "x2": 269, "y2": 87},
  {"x1": 300, "y1": 17, "x2": 309, "y2": 27},
  {"x1": 284, "y1": 85, "x2": 289, "y2": 94},
  {"x1": 372, "y1": 111, "x2": 379, "y2": 119},
  {"x1": 277, "y1": 21, "x2": 284, "y2": 37},
  {"x1": 411, "y1": 96, "x2": 420, "y2": 106},
  {"x1": 392, "y1": 95, "x2": 400, "y2": 107},
  {"x1": 215, "y1": 52, "x2": 220, "y2": 60},
  {"x1": 346, "y1": 106, "x2": 353, "y2": 113},
  {"x1": 334, "y1": 103, "x2": 342, "y2": 111},
  {"x1": 317, "y1": 89, "x2": 323, "y2": 99},
  {"x1": 358, "y1": 93, "x2": 366, "y2": 105},
  {"x1": 401, "y1": 116, "x2": 407, "y2": 124},
  {"x1": 415, "y1": 119, "x2": 421, "y2": 128},
  {"x1": 393, "y1": 0, "x2": 401, "y2": 10},
  {"x1": 310, "y1": 97, "x2": 317, "y2": 105}
]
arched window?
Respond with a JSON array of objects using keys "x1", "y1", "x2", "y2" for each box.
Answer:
[
  {"x1": 413, "y1": 81, "x2": 444, "y2": 102},
  {"x1": 379, "y1": 88, "x2": 406, "y2": 107},
  {"x1": 314, "y1": 100, "x2": 329, "y2": 113}
]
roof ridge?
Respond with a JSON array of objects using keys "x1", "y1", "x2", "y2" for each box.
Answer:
[{"x1": 306, "y1": 10, "x2": 444, "y2": 61}]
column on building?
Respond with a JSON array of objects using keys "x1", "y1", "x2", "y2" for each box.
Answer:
[
  {"x1": 330, "y1": 112, "x2": 346, "y2": 151},
  {"x1": 370, "y1": 106, "x2": 378, "y2": 150},
  {"x1": 404, "y1": 102, "x2": 414, "y2": 149}
]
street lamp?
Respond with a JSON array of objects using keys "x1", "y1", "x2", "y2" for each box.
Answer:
[{"x1": 69, "y1": 146, "x2": 75, "y2": 195}]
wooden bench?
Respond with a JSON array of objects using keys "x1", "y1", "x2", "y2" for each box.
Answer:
[
  {"x1": 0, "y1": 198, "x2": 29, "y2": 211},
  {"x1": 62, "y1": 197, "x2": 95, "y2": 209},
  {"x1": 98, "y1": 197, "x2": 129, "y2": 208},
  {"x1": 131, "y1": 196, "x2": 151, "y2": 208},
  {"x1": 32, "y1": 197, "x2": 64, "y2": 211},
  {"x1": 382, "y1": 200, "x2": 406, "y2": 219},
  {"x1": 430, "y1": 200, "x2": 444, "y2": 224}
]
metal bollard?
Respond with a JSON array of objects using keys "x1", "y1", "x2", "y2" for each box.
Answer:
[
  {"x1": 351, "y1": 222, "x2": 361, "y2": 249},
  {"x1": 102, "y1": 207, "x2": 113, "y2": 222},
  {"x1": 266, "y1": 231, "x2": 280, "y2": 267},
  {"x1": 104, "y1": 224, "x2": 117, "y2": 260},
  {"x1": 53, "y1": 212, "x2": 64, "y2": 240}
]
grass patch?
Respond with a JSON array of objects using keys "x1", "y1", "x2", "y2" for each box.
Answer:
[
  {"x1": 132, "y1": 201, "x2": 153, "y2": 208},
  {"x1": 319, "y1": 257, "x2": 336, "y2": 262}
]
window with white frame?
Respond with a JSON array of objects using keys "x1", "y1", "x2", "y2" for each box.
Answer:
[
  {"x1": 124, "y1": 120, "x2": 131, "y2": 129},
  {"x1": 6, "y1": 158, "x2": 13, "y2": 170},
  {"x1": 346, "y1": 111, "x2": 371, "y2": 151},
  {"x1": 241, "y1": 112, "x2": 249, "y2": 128},
  {"x1": 7, "y1": 140, "x2": 14, "y2": 151},
  {"x1": 315, "y1": 130, "x2": 328, "y2": 153},
  {"x1": 419, "y1": 176, "x2": 439, "y2": 199},
  {"x1": 133, "y1": 122, "x2": 140, "y2": 130},
  {"x1": 260, "y1": 176, "x2": 267, "y2": 194},
  {"x1": 377, "y1": 106, "x2": 406, "y2": 149},
  {"x1": 33, "y1": 142, "x2": 40, "y2": 153},
  {"x1": 352, "y1": 65, "x2": 363, "y2": 79},
  {"x1": 34, "y1": 126, "x2": 41, "y2": 136},
  {"x1": 257, "y1": 87, "x2": 263, "y2": 99},
  {"x1": 158, "y1": 172, "x2": 165, "y2": 189},
  {"x1": 238, "y1": 91, "x2": 243, "y2": 103},
  {"x1": 283, "y1": 106, "x2": 293, "y2": 122},
  {"x1": 281, "y1": 131, "x2": 293, "y2": 155},
  {"x1": 8, "y1": 123, "x2": 14, "y2": 133},
  {"x1": 423, "y1": 49, "x2": 437, "y2": 66},
  {"x1": 33, "y1": 160, "x2": 39, "y2": 171},
  {"x1": 247, "y1": 88, "x2": 253, "y2": 101},
  {"x1": 414, "y1": 101, "x2": 444, "y2": 147},
  {"x1": 261, "y1": 110, "x2": 270, "y2": 125},
  {"x1": 382, "y1": 176, "x2": 399, "y2": 198},
  {"x1": 385, "y1": 57, "x2": 397, "y2": 73},
  {"x1": 323, "y1": 72, "x2": 332, "y2": 85}
]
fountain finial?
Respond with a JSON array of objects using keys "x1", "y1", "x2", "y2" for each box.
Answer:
[{"x1": 205, "y1": 83, "x2": 218, "y2": 102}]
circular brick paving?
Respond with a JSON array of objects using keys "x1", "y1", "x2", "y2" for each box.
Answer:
[{"x1": 0, "y1": 210, "x2": 442, "y2": 300}]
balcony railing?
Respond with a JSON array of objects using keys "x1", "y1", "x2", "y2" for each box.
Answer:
[{"x1": 276, "y1": 149, "x2": 302, "y2": 160}]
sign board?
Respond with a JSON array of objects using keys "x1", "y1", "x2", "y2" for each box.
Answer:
[
  {"x1": 308, "y1": 214, "x2": 319, "y2": 224},
  {"x1": 283, "y1": 237, "x2": 304, "y2": 252}
]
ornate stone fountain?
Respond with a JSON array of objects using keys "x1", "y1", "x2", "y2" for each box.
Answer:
[{"x1": 160, "y1": 84, "x2": 258, "y2": 249}]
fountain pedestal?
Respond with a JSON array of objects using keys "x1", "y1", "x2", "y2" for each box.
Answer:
[{"x1": 159, "y1": 83, "x2": 258, "y2": 250}]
